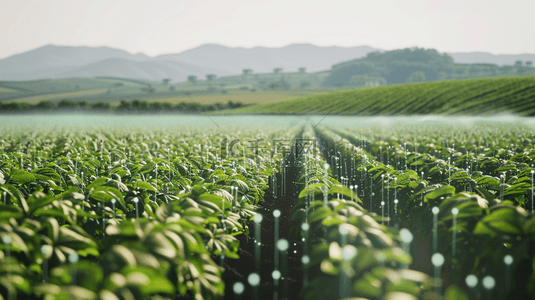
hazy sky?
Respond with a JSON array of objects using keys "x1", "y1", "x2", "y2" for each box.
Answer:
[{"x1": 1, "y1": 0, "x2": 534, "y2": 58}]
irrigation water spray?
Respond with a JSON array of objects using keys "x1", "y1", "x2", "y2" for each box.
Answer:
[
  {"x1": 301, "y1": 222, "x2": 310, "y2": 288},
  {"x1": 3, "y1": 235, "x2": 12, "y2": 300},
  {"x1": 500, "y1": 174, "x2": 505, "y2": 201},
  {"x1": 272, "y1": 269, "x2": 281, "y2": 300},
  {"x1": 451, "y1": 207, "x2": 459, "y2": 268},
  {"x1": 68, "y1": 253, "x2": 79, "y2": 286},
  {"x1": 253, "y1": 213, "x2": 263, "y2": 274},
  {"x1": 387, "y1": 176, "x2": 391, "y2": 226},
  {"x1": 247, "y1": 273, "x2": 260, "y2": 300},
  {"x1": 370, "y1": 175, "x2": 374, "y2": 211},
  {"x1": 400, "y1": 228, "x2": 413, "y2": 269},
  {"x1": 381, "y1": 174, "x2": 385, "y2": 214},
  {"x1": 339, "y1": 245, "x2": 357, "y2": 298},
  {"x1": 393, "y1": 199, "x2": 399, "y2": 229},
  {"x1": 41, "y1": 245, "x2": 50, "y2": 283},
  {"x1": 273, "y1": 210, "x2": 281, "y2": 271},
  {"x1": 432, "y1": 207, "x2": 439, "y2": 254},
  {"x1": 431, "y1": 253, "x2": 444, "y2": 294},
  {"x1": 504, "y1": 254, "x2": 513, "y2": 292},
  {"x1": 133, "y1": 197, "x2": 139, "y2": 219},
  {"x1": 531, "y1": 170, "x2": 534, "y2": 213},
  {"x1": 482, "y1": 275, "x2": 496, "y2": 300},
  {"x1": 277, "y1": 239, "x2": 289, "y2": 299},
  {"x1": 111, "y1": 198, "x2": 116, "y2": 219}
]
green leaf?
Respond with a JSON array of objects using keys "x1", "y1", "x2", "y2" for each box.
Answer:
[
  {"x1": 59, "y1": 226, "x2": 98, "y2": 250},
  {"x1": 320, "y1": 260, "x2": 338, "y2": 275},
  {"x1": 475, "y1": 176, "x2": 500, "y2": 189},
  {"x1": 60, "y1": 285, "x2": 98, "y2": 300},
  {"x1": 309, "y1": 207, "x2": 334, "y2": 223},
  {"x1": 299, "y1": 182, "x2": 326, "y2": 198},
  {"x1": 327, "y1": 184, "x2": 353, "y2": 199},
  {"x1": 87, "y1": 177, "x2": 109, "y2": 190},
  {"x1": 140, "y1": 162, "x2": 156, "y2": 174},
  {"x1": 473, "y1": 206, "x2": 526, "y2": 236},
  {"x1": 322, "y1": 216, "x2": 345, "y2": 227},
  {"x1": 425, "y1": 185, "x2": 455, "y2": 201},
  {"x1": 32, "y1": 167, "x2": 61, "y2": 182},
  {"x1": 445, "y1": 284, "x2": 469, "y2": 300},
  {"x1": 0, "y1": 184, "x2": 28, "y2": 213},
  {"x1": 90, "y1": 186, "x2": 125, "y2": 208},
  {"x1": 10, "y1": 170, "x2": 36, "y2": 185},
  {"x1": 198, "y1": 193, "x2": 226, "y2": 210},
  {"x1": 134, "y1": 181, "x2": 157, "y2": 192}
]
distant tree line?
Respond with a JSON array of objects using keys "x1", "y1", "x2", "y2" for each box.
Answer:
[
  {"x1": 324, "y1": 48, "x2": 535, "y2": 87},
  {"x1": 0, "y1": 99, "x2": 247, "y2": 114}
]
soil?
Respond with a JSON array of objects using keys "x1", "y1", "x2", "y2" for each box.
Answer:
[{"x1": 222, "y1": 164, "x2": 306, "y2": 300}]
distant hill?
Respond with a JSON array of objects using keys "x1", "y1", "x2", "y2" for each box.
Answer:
[
  {"x1": 217, "y1": 77, "x2": 535, "y2": 116},
  {"x1": 321, "y1": 48, "x2": 535, "y2": 87},
  {"x1": 57, "y1": 58, "x2": 229, "y2": 83},
  {"x1": 0, "y1": 44, "x2": 379, "y2": 82},
  {"x1": 154, "y1": 43, "x2": 379, "y2": 74},
  {"x1": 0, "y1": 45, "x2": 150, "y2": 80},
  {"x1": 447, "y1": 52, "x2": 535, "y2": 66},
  {"x1": 1, "y1": 44, "x2": 534, "y2": 83}
]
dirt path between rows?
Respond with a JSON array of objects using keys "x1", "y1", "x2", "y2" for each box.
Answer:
[{"x1": 222, "y1": 163, "x2": 305, "y2": 300}]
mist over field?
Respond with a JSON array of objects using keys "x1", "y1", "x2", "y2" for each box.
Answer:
[{"x1": 1, "y1": 114, "x2": 533, "y2": 129}]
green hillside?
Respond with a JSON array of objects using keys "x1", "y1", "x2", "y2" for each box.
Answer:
[
  {"x1": 322, "y1": 48, "x2": 535, "y2": 87},
  {"x1": 216, "y1": 77, "x2": 535, "y2": 116}
]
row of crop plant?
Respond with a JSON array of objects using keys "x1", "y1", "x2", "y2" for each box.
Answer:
[
  {"x1": 0, "y1": 126, "x2": 299, "y2": 300},
  {"x1": 285, "y1": 125, "x2": 436, "y2": 299},
  {"x1": 321, "y1": 122, "x2": 535, "y2": 299}
]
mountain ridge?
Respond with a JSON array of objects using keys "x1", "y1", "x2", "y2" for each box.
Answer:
[{"x1": 1, "y1": 44, "x2": 534, "y2": 82}]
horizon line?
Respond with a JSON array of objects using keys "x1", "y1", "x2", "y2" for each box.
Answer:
[{"x1": 2, "y1": 42, "x2": 535, "y2": 60}]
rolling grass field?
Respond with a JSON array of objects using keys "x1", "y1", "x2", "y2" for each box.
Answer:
[
  {"x1": 0, "y1": 77, "x2": 335, "y2": 106},
  {"x1": 216, "y1": 76, "x2": 535, "y2": 116},
  {"x1": 140, "y1": 89, "x2": 328, "y2": 105},
  {"x1": 6, "y1": 88, "x2": 110, "y2": 104}
]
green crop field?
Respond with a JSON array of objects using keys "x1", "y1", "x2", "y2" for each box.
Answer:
[
  {"x1": 217, "y1": 76, "x2": 535, "y2": 116},
  {"x1": 0, "y1": 77, "x2": 334, "y2": 109},
  {"x1": 2, "y1": 115, "x2": 535, "y2": 300},
  {"x1": 140, "y1": 90, "x2": 328, "y2": 106}
]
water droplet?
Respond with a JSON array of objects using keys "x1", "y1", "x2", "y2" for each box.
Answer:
[
  {"x1": 3, "y1": 236, "x2": 12, "y2": 244},
  {"x1": 400, "y1": 228, "x2": 413, "y2": 243},
  {"x1": 277, "y1": 239, "x2": 289, "y2": 251},
  {"x1": 253, "y1": 214, "x2": 263, "y2": 224},
  {"x1": 482, "y1": 276, "x2": 495, "y2": 289},
  {"x1": 504, "y1": 255, "x2": 513, "y2": 265},
  {"x1": 248, "y1": 273, "x2": 260, "y2": 286},
  {"x1": 465, "y1": 274, "x2": 478, "y2": 288},
  {"x1": 233, "y1": 282, "x2": 245, "y2": 294},
  {"x1": 432, "y1": 207, "x2": 439, "y2": 214},
  {"x1": 68, "y1": 253, "x2": 79, "y2": 263},
  {"x1": 342, "y1": 245, "x2": 357, "y2": 260},
  {"x1": 431, "y1": 253, "x2": 444, "y2": 267}
]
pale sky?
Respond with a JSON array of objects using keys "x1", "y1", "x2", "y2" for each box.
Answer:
[{"x1": 1, "y1": 0, "x2": 534, "y2": 58}]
